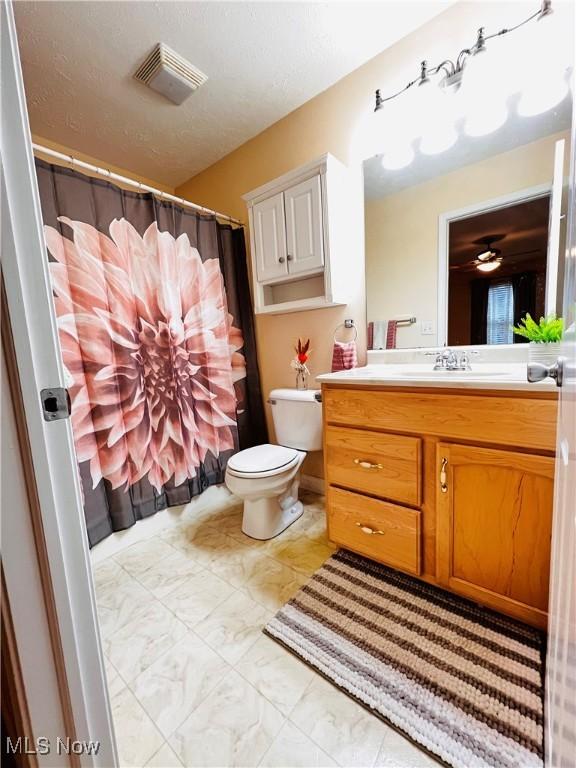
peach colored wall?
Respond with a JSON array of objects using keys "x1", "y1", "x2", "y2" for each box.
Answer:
[{"x1": 175, "y1": 2, "x2": 537, "y2": 479}]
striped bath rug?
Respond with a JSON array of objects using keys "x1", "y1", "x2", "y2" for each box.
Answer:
[{"x1": 264, "y1": 549, "x2": 545, "y2": 768}]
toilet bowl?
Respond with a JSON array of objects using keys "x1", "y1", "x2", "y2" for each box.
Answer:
[{"x1": 225, "y1": 389, "x2": 322, "y2": 539}]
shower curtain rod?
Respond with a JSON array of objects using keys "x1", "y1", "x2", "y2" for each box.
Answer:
[{"x1": 32, "y1": 143, "x2": 244, "y2": 226}]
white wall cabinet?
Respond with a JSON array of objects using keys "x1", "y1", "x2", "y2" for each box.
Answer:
[
  {"x1": 253, "y1": 192, "x2": 288, "y2": 283},
  {"x1": 284, "y1": 175, "x2": 324, "y2": 277},
  {"x1": 243, "y1": 154, "x2": 362, "y2": 315}
]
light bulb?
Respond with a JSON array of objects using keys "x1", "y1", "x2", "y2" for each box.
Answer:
[
  {"x1": 516, "y1": 5, "x2": 572, "y2": 117},
  {"x1": 419, "y1": 76, "x2": 458, "y2": 155},
  {"x1": 476, "y1": 260, "x2": 501, "y2": 272},
  {"x1": 461, "y1": 36, "x2": 508, "y2": 137}
]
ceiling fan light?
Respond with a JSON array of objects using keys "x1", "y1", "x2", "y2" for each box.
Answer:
[
  {"x1": 476, "y1": 249, "x2": 493, "y2": 262},
  {"x1": 476, "y1": 260, "x2": 502, "y2": 272}
]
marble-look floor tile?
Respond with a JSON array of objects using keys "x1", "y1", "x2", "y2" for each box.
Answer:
[
  {"x1": 104, "y1": 600, "x2": 188, "y2": 682},
  {"x1": 374, "y1": 727, "x2": 442, "y2": 767},
  {"x1": 92, "y1": 558, "x2": 127, "y2": 592},
  {"x1": 195, "y1": 591, "x2": 271, "y2": 665},
  {"x1": 169, "y1": 670, "x2": 285, "y2": 767},
  {"x1": 242, "y1": 557, "x2": 308, "y2": 612},
  {"x1": 104, "y1": 656, "x2": 126, "y2": 698},
  {"x1": 290, "y1": 676, "x2": 387, "y2": 767},
  {"x1": 267, "y1": 538, "x2": 334, "y2": 576},
  {"x1": 202, "y1": 502, "x2": 244, "y2": 537},
  {"x1": 161, "y1": 569, "x2": 236, "y2": 627},
  {"x1": 114, "y1": 537, "x2": 177, "y2": 579},
  {"x1": 236, "y1": 635, "x2": 314, "y2": 717},
  {"x1": 96, "y1": 578, "x2": 152, "y2": 640},
  {"x1": 111, "y1": 686, "x2": 164, "y2": 767},
  {"x1": 161, "y1": 525, "x2": 234, "y2": 567},
  {"x1": 207, "y1": 542, "x2": 263, "y2": 588},
  {"x1": 259, "y1": 720, "x2": 337, "y2": 767},
  {"x1": 134, "y1": 550, "x2": 204, "y2": 599},
  {"x1": 145, "y1": 742, "x2": 183, "y2": 767},
  {"x1": 131, "y1": 633, "x2": 231, "y2": 738}
]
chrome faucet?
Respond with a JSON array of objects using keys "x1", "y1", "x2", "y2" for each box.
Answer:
[{"x1": 426, "y1": 348, "x2": 479, "y2": 371}]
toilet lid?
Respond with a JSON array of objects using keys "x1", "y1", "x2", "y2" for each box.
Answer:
[{"x1": 227, "y1": 444, "x2": 299, "y2": 474}]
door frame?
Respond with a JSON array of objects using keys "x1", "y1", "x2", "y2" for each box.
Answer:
[
  {"x1": 1, "y1": 2, "x2": 116, "y2": 765},
  {"x1": 437, "y1": 181, "x2": 554, "y2": 347}
]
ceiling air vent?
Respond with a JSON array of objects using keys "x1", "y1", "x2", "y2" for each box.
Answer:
[{"x1": 133, "y1": 43, "x2": 208, "y2": 105}]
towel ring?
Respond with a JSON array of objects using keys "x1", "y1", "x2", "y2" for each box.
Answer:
[{"x1": 334, "y1": 322, "x2": 358, "y2": 343}]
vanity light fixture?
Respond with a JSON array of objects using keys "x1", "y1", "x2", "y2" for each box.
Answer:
[{"x1": 373, "y1": 1, "x2": 569, "y2": 155}]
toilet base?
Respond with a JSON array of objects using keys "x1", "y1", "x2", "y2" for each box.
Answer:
[{"x1": 242, "y1": 494, "x2": 304, "y2": 540}]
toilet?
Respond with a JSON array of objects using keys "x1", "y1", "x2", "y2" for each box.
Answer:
[{"x1": 225, "y1": 388, "x2": 323, "y2": 540}]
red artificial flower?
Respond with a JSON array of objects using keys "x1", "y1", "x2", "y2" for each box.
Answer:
[{"x1": 295, "y1": 338, "x2": 311, "y2": 364}]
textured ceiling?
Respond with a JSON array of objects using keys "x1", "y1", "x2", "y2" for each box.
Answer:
[{"x1": 15, "y1": 0, "x2": 452, "y2": 188}]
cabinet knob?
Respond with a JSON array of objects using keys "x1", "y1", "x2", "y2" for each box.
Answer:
[
  {"x1": 287, "y1": 254, "x2": 293, "y2": 261},
  {"x1": 278, "y1": 256, "x2": 285, "y2": 263}
]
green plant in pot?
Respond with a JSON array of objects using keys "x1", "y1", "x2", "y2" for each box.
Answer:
[{"x1": 512, "y1": 314, "x2": 564, "y2": 366}]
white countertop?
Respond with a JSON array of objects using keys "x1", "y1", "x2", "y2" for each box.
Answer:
[{"x1": 316, "y1": 362, "x2": 557, "y2": 392}]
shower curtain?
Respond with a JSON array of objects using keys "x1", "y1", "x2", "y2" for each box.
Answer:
[{"x1": 35, "y1": 159, "x2": 267, "y2": 546}]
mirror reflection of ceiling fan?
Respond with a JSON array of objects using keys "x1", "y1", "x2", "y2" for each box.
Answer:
[{"x1": 450, "y1": 234, "x2": 541, "y2": 274}]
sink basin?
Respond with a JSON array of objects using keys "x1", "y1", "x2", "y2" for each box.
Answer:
[{"x1": 398, "y1": 369, "x2": 512, "y2": 378}]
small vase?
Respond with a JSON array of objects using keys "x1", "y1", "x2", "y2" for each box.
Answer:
[
  {"x1": 295, "y1": 370, "x2": 308, "y2": 390},
  {"x1": 528, "y1": 342, "x2": 561, "y2": 367}
]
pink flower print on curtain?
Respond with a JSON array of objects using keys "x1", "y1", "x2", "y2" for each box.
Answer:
[{"x1": 45, "y1": 216, "x2": 247, "y2": 492}]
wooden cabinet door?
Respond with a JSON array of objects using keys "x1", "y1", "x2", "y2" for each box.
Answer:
[
  {"x1": 284, "y1": 175, "x2": 324, "y2": 276},
  {"x1": 436, "y1": 443, "x2": 554, "y2": 628},
  {"x1": 252, "y1": 192, "x2": 288, "y2": 283}
]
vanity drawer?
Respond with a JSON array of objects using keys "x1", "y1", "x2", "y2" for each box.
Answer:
[
  {"x1": 325, "y1": 426, "x2": 421, "y2": 506},
  {"x1": 327, "y1": 486, "x2": 421, "y2": 575},
  {"x1": 323, "y1": 386, "x2": 558, "y2": 451}
]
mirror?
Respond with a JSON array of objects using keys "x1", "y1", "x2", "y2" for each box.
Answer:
[{"x1": 364, "y1": 91, "x2": 572, "y2": 350}]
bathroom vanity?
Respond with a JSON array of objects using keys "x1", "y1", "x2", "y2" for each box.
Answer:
[{"x1": 318, "y1": 369, "x2": 558, "y2": 629}]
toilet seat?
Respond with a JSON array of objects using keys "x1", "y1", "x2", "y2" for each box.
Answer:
[{"x1": 227, "y1": 444, "x2": 301, "y2": 479}]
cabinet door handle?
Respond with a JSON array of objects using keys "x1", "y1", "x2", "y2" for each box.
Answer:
[
  {"x1": 278, "y1": 256, "x2": 285, "y2": 263},
  {"x1": 354, "y1": 459, "x2": 383, "y2": 470},
  {"x1": 440, "y1": 457, "x2": 448, "y2": 493},
  {"x1": 355, "y1": 522, "x2": 385, "y2": 536},
  {"x1": 287, "y1": 254, "x2": 293, "y2": 261}
]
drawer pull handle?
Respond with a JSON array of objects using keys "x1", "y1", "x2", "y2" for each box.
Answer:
[
  {"x1": 356, "y1": 523, "x2": 386, "y2": 536},
  {"x1": 440, "y1": 457, "x2": 448, "y2": 493},
  {"x1": 354, "y1": 459, "x2": 383, "y2": 470}
]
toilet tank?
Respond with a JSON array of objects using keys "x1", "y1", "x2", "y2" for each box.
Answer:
[{"x1": 269, "y1": 389, "x2": 323, "y2": 451}]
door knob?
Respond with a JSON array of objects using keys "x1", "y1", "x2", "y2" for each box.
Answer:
[
  {"x1": 527, "y1": 357, "x2": 566, "y2": 388},
  {"x1": 278, "y1": 256, "x2": 285, "y2": 263},
  {"x1": 287, "y1": 254, "x2": 293, "y2": 261}
]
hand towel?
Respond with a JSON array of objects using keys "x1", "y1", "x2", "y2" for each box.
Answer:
[
  {"x1": 386, "y1": 320, "x2": 398, "y2": 349},
  {"x1": 370, "y1": 320, "x2": 398, "y2": 350},
  {"x1": 371, "y1": 321, "x2": 387, "y2": 350},
  {"x1": 331, "y1": 340, "x2": 358, "y2": 372}
]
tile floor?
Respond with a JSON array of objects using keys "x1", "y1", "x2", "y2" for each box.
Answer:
[{"x1": 92, "y1": 488, "x2": 439, "y2": 768}]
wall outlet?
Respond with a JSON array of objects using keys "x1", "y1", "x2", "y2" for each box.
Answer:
[{"x1": 421, "y1": 320, "x2": 435, "y2": 335}]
